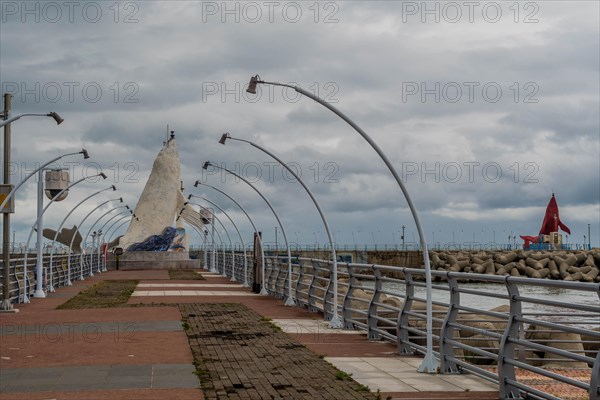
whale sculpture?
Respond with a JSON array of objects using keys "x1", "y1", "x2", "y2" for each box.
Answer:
[{"x1": 118, "y1": 138, "x2": 198, "y2": 251}]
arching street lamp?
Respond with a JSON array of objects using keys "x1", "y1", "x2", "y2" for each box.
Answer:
[
  {"x1": 69, "y1": 197, "x2": 123, "y2": 276},
  {"x1": 219, "y1": 132, "x2": 341, "y2": 326},
  {"x1": 194, "y1": 182, "x2": 267, "y2": 294},
  {"x1": 189, "y1": 194, "x2": 250, "y2": 287},
  {"x1": 0, "y1": 111, "x2": 63, "y2": 127},
  {"x1": 203, "y1": 161, "x2": 295, "y2": 306},
  {"x1": 180, "y1": 204, "x2": 235, "y2": 279},
  {"x1": 19, "y1": 173, "x2": 107, "y2": 301},
  {"x1": 247, "y1": 75, "x2": 436, "y2": 371},
  {"x1": 2, "y1": 94, "x2": 65, "y2": 310}
]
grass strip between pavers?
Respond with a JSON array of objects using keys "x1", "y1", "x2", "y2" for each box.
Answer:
[
  {"x1": 168, "y1": 269, "x2": 206, "y2": 280},
  {"x1": 56, "y1": 280, "x2": 139, "y2": 309}
]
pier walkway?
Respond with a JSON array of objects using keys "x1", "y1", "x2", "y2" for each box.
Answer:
[{"x1": 0, "y1": 269, "x2": 498, "y2": 399}]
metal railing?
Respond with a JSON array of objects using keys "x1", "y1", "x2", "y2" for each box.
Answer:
[
  {"x1": 4, "y1": 248, "x2": 597, "y2": 399},
  {"x1": 0, "y1": 253, "x2": 101, "y2": 304},
  {"x1": 258, "y1": 256, "x2": 599, "y2": 400}
]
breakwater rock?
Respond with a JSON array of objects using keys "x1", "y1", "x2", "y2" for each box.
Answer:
[{"x1": 429, "y1": 250, "x2": 600, "y2": 282}]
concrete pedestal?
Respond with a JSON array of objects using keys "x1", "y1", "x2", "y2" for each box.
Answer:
[{"x1": 116, "y1": 251, "x2": 200, "y2": 270}]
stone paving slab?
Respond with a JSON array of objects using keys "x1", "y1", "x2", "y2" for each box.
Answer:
[
  {"x1": 0, "y1": 306, "x2": 181, "y2": 326},
  {"x1": 272, "y1": 318, "x2": 363, "y2": 335},
  {"x1": 326, "y1": 357, "x2": 497, "y2": 393},
  {"x1": 0, "y1": 363, "x2": 199, "y2": 392},
  {"x1": 1, "y1": 320, "x2": 183, "y2": 336},
  {"x1": 1, "y1": 331, "x2": 192, "y2": 368},
  {"x1": 131, "y1": 290, "x2": 259, "y2": 296},
  {"x1": 0, "y1": 388, "x2": 202, "y2": 400},
  {"x1": 139, "y1": 283, "x2": 244, "y2": 288}
]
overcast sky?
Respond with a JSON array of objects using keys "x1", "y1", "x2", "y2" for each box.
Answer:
[{"x1": 1, "y1": 0, "x2": 598, "y2": 250}]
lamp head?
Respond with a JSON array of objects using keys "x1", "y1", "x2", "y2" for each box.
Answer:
[
  {"x1": 48, "y1": 112, "x2": 64, "y2": 125},
  {"x1": 100, "y1": 172, "x2": 107, "y2": 179},
  {"x1": 219, "y1": 133, "x2": 229, "y2": 145},
  {"x1": 187, "y1": 194, "x2": 192, "y2": 200},
  {"x1": 194, "y1": 181, "x2": 200, "y2": 187},
  {"x1": 247, "y1": 75, "x2": 260, "y2": 94},
  {"x1": 119, "y1": 197, "x2": 123, "y2": 202},
  {"x1": 125, "y1": 205, "x2": 130, "y2": 210},
  {"x1": 132, "y1": 213, "x2": 136, "y2": 217},
  {"x1": 81, "y1": 148, "x2": 90, "y2": 159},
  {"x1": 183, "y1": 202, "x2": 188, "y2": 206},
  {"x1": 202, "y1": 161, "x2": 210, "y2": 170},
  {"x1": 111, "y1": 185, "x2": 116, "y2": 191}
]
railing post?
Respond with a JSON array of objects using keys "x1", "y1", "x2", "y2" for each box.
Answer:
[
  {"x1": 307, "y1": 260, "x2": 319, "y2": 313},
  {"x1": 590, "y1": 350, "x2": 600, "y2": 400},
  {"x1": 295, "y1": 259, "x2": 305, "y2": 306},
  {"x1": 267, "y1": 257, "x2": 275, "y2": 294},
  {"x1": 343, "y1": 263, "x2": 356, "y2": 329},
  {"x1": 274, "y1": 257, "x2": 284, "y2": 298},
  {"x1": 367, "y1": 266, "x2": 382, "y2": 340},
  {"x1": 497, "y1": 278, "x2": 522, "y2": 399},
  {"x1": 439, "y1": 272, "x2": 460, "y2": 373},
  {"x1": 323, "y1": 260, "x2": 334, "y2": 321},
  {"x1": 397, "y1": 269, "x2": 415, "y2": 354}
]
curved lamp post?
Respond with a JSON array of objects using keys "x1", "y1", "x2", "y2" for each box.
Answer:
[
  {"x1": 174, "y1": 215, "x2": 206, "y2": 249},
  {"x1": 247, "y1": 75, "x2": 436, "y2": 371},
  {"x1": 179, "y1": 203, "x2": 229, "y2": 281},
  {"x1": 0, "y1": 149, "x2": 88, "y2": 211},
  {"x1": 185, "y1": 200, "x2": 245, "y2": 284},
  {"x1": 203, "y1": 161, "x2": 295, "y2": 306},
  {"x1": 50, "y1": 184, "x2": 118, "y2": 286},
  {"x1": 194, "y1": 181, "x2": 266, "y2": 294},
  {"x1": 177, "y1": 208, "x2": 217, "y2": 272},
  {"x1": 0, "y1": 111, "x2": 63, "y2": 127},
  {"x1": 98, "y1": 213, "x2": 137, "y2": 272},
  {"x1": 1, "y1": 149, "x2": 90, "y2": 295},
  {"x1": 190, "y1": 194, "x2": 249, "y2": 287},
  {"x1": 69, "y1": 197, "x2": 123, "y2": 276},
  {"x1": 106, "y1": 217, "x2": 132, "y2": 244},
  {"x1": 78, "y1": 205, "x2": 133, "y2": 276},
  {"x1": 219, "y1": 132, "x2": 341, "y2": 326},
  {"x1": 19, "y1": 172, "x2": 107, "y2": 301},
  {"x1": 87, "y1": 209, "x2": 133, "y2": 276},
  {"x1": 175, "y1": 215, "x2": 216, "y2": 270},
  {"x1": 50, "y1": 180, "x2": 110, "y2": 286},
  {"x1": 102, "y1": 213, "x2": 135, "y2": 247},
  {"x1": 1, "y1": 99, "x2": 64, "y2": 311}
]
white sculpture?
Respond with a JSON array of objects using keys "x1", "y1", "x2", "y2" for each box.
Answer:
[{"x1": 118, "y1": 138, "x2": 197, "y2": 250}]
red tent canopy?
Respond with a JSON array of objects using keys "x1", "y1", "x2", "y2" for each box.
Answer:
[{"x1": 539, "y1": 194, "x2": 571, "y2": 235}]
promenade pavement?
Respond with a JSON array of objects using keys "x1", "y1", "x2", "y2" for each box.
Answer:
[{"x1": 0, "y1": 268, "x2": 498, "y2": 399}]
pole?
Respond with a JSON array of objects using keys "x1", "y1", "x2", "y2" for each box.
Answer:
[
  {"x1": 254, "y1": 79, "x2": 436, "y2": 372},
  {"x1": 33, "y1": 169, "x2": 45, "y2": 297},
  {"x1": 588, "y1": 224, "x2": 591, "y2": 249},
  {"x1": 1, "y1": 93, "x2": 13, "y2": 310},
  {"x1": 211, "y1": 210, "x2": 216, "y2": 273},
  {"x1": 194, "y1": 182, "x2": 267, "y2": 295},
  {"x1": 193, "y1": 196, "x2": 249, "y2": 287},
  {"x1": 222, "y1": 135, "x2": 341, "y2": 325},
  {"x1": 203, "y1": 230, "x2": 208, "y2": 269},
  {"x1": 206, "y1": 163, "x2": 295, "y2": 306}
]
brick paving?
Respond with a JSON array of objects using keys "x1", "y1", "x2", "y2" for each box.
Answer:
[{"x1": 179, "y1": 303, "x2": 376, "y2": 400}]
